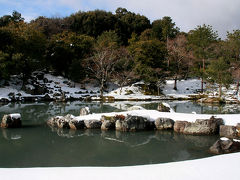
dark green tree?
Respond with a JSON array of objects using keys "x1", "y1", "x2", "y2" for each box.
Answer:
[
  {"x1": 129, "y1": 30, "x2": 167, "y2": 94},
  {"x1": 0, "y1": 21, "x2": 46, "y2": 84},
  {"x1": 152, "y1": 16, "x2": 179, "y2": 41},
  {"x1": 187, "y1": 24, "x2": 218, "y2": 92},
  {"x1": 206, "y1": 57, "x2": 232, "y2": 97},
  {"x1": 115, "y1": 7, "x2": 151, "y2": 44},
  {"x1": 69, "y1": 10, "x2": 117, "y2": 38},
  {"x1": 0, "y1": 10, "x2": 24, "y2": 27},
  {"x1": 47, "y1": 31, "x2": 94, "y2": 79}
]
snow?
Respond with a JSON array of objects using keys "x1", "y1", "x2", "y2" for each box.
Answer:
[
  {"x1": 220, "y1": 137, "x2": 229, "y2": 141},
  {"x1": 73, "y1": 110, "x2": 240, "y2": 126},
  {"x1": 1, "y1": 73, "x2": 240, "y2": 102},
  {"x1": 221, "y1": 137, "x2": 240, "y2": 142},
  {"x1": 0, "y1": 152, "x2": 240, "y2": 180},
  {"x1": 127, "y1": 106, "x2": 146, "y2": 111},
  {"x1": 162, "y1": 79, "x2": 202, "y2": 96},
  {"x1": 162, "y1": 102, "x2": 175, "y2": 113}
]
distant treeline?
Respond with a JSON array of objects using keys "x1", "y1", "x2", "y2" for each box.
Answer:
[{"x1": 0, "y1": 8, "x2": 239, "y2": 96}]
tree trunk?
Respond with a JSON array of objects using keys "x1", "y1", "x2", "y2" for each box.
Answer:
[
  {"x1": 201, "y1": 58, "x2": 205, "y2": 93},
  {"x1": 236, "y1": 81, "x2": 239, "y2": 95},
  {"x1": 167, "y1": 36, "x2": 170, "y2": 68},
  {"x1": 219, "y1": 84, "x2": 222, "y2": 98},
  {"x1": 100, "y1": 78, "x2": 104, "y2": 100},
  {"x1": 201, "y1": 78, "x2": 204, "y2": 93},
  {"x1": 120, "y1": 84, "x2": 123, "y2": 95},
  {"x1": 173, "y1": 77, "x2": 177, "y2": 90}
]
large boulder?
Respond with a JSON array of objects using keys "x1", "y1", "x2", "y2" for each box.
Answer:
[
  {"x1": 155, "y1": 118, "x2": 174, "y2": 130},
  {"x1": 195, "y1": 116, "x2": 224, "y2": 133},
  {"x1": 209, "y1": 138, "x2": 240, "y2": 154},
  {"x1": 183, "y1": 117, "x2": 224, "y2": 135},
  {"x1": 100, "y1": 116, "x2": 116, "y2": 130},
  {"x1": 47, "y1": 116, "x2": 61, "y2": 127},
  {"x1": 84, "y1": 120, "x2": 102, "y2": 129},
  {"x1": 47, "y1": 114, "x2": 73, "y2": 129},
  {"x1": 237, "y1": 123, "x2": 240, "y2": 137},
  {"x1": 173, "y1": 121, "x2": 189, "y2": 133},
  {"x1": 1, "y1": 114, "x2": 22, "y2": 128},
  {"x1": 69, "y1": 120, "x2": 85, "y2": 130},
  {"x1": 80, "y1": 107, "x2": 91, "y2": 116},
  {"x1": 174, "y1": 116, "x2": 224, "y2": 135},
  {"x1": 220, "y1": 125, "x2": 238, "y2": 139},
  {"x1": 56, "y1": 116, "x2": 70, "y2": 129},
  {"x1": 116, "y1": 115, "x2": 154, "y2": 132}
]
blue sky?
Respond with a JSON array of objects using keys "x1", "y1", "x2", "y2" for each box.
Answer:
[{"x1": 0, "y1": 0, "x2": 240, "y2": 38}]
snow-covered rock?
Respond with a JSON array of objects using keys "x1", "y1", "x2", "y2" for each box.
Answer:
[
  {"x1": 209, "y1": 138, "x2": 240, "y2": 154},
  {"x1": 1, "y1": 113, "x2": 21, "y2": 128},
  {"x1": 155, "y1": 118, "x2": 174, "y2": 130},
  {"x1": 79, "y1": 107, "x2": 91, "y2": 116}
]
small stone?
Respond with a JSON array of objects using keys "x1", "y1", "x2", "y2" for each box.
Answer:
[
  {"x1": 80, "y1": 107, "x2": 91, "y2": 116},
  {"x1": 157, "y1": 103, "x2": 170, "y2": 112}
]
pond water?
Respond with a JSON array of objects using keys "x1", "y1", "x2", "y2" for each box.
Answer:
[{"x1": 0, "y1": 101, "x2": 239, "y2": 168}]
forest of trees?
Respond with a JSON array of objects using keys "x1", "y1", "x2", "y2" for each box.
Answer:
[{"x1": 0, "y1": 8, "x2": 240, "y2": 96}]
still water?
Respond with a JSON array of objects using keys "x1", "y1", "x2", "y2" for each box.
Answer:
[{"x1": 0, "y1": 101, "x2": 238, "y2": 167}]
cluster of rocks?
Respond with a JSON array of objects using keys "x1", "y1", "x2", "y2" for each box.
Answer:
[
  {"x1": 209, "y1": 124, "x2": 240, "y2": 154},
  {"x1": 47, "y1": 111, "x2": 155, "y2": 132}
]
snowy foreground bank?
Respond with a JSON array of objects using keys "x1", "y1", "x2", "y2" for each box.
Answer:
[{"x1": 0, "y1": 152, "x2": 239, "y2": 180}]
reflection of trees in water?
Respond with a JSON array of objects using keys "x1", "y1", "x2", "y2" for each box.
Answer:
[
  {"x1": 53, "y1": 128, "x2": 218, "y2": 163},
  {"x1": 0, "y1": 126, "x2": 219, "y2": 167}
]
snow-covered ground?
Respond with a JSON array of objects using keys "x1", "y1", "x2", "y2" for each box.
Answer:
[
  {"x1": 1, "y1": 72, "x2": 240, "y2": 102},
  {"x1": 0, "y1": 152, "x2": 239, "y2": 180}
]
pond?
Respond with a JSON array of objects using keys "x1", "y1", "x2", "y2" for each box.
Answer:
[{"x1": 0, "y1": 101, "x2": 239, "y2": 167}]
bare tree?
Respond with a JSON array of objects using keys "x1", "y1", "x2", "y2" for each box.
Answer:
[
  {"x1": 112, "y1": 48, "x2": 137, "y2": 95},
  {"x1": 168, "y1": 34, "x2": 194, "y2": 90},
  {"x1": 84, "y1": 47, "x2": 119, "y2": 98}
]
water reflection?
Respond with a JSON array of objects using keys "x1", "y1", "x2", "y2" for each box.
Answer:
[
  {"x1": 0, "y1": 101, "x2": 234, "y2": 168},
  {"x1": 2, "y1": 128, "x2": 22, "y2": 140}
]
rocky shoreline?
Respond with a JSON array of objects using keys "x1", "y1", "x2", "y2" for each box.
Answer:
[{"x1": 1, "y1": 105, "x2": 240, "y2": 155}]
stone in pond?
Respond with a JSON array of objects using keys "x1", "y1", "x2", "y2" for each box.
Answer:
[
  {"x1": 173, "y1": 121, "x2": 189, "y2": 133},
  {"x1": 209, "y1": 138, "x2": 240, "y2": 154},
  {"x1": 116, "y1": 115, "x2": 154, "y2": 132},
  {"x1": 1, "y1": 114, "x2": 22, "y2": 128},
  {"x1": 155, "y1": 118, "x2": 174, "y2": 130},
  {"x1": 80, "y1": 107, "x2": 91, "y2": 116},
  {"x1": 220, "y1": 125, "x2": 238, "y2": 139},
  {"x1": 84, "y1": 120, "x2": 102, "y2": 129}
]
